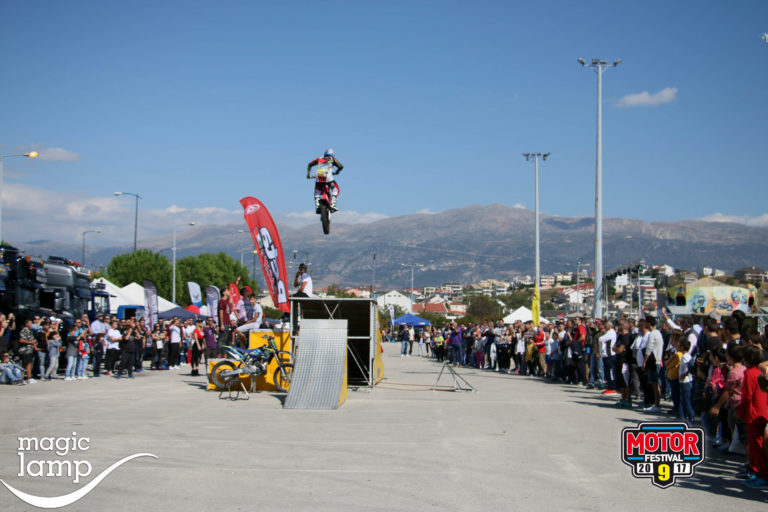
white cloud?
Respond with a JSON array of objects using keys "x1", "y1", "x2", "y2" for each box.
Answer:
[
  {"x1": 415, "y1": 208, "x2": 437, "y2": 215},
  {"x1": 1, "y1": 183, "x2": 241, "y2": 246},
  {"x1": 616, "y1": 87, "x2": 678, "y2": 108},
  {"x1": 29, "y1": 145, "x2": 81, "y2": 162},
  {"x1": 512, "y1": 203, "x2": 526, "y2": 209},
  {"x1": 0, "y1": 184, "x2": 390, "y2": 246},
  {"x1": 700, "y1": 212, "x2": 768, "y2": 227}
]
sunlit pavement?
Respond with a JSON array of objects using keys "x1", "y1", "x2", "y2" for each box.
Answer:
[{"x1": 1, "y1": 344, "x2": 765, "y2": 511}]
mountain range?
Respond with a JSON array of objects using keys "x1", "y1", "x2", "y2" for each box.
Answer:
[{"x1": 15, "y1": 204, "x2": 768, "y2": 290}]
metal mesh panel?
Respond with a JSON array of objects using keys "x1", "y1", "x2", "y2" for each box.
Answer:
[{"x1": 284, "y1": 319, "x2": 348, "y2": 409}]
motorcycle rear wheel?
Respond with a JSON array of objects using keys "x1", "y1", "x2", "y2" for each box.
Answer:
[{"x1": 320, "y1": 203, "x2": 330, "y2": 235}]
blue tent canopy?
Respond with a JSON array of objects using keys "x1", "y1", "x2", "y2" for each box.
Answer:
[
  {"x1": 158, "y1": 307, "x2": 209, "y2": 321},
  {"x1": 392, "y1": 313, "x2": 431, "y2": 326}
]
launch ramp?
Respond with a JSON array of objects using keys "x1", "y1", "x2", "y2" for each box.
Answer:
[{"x1": 284, "y1": 319, "x2": 348, "y2": 409}]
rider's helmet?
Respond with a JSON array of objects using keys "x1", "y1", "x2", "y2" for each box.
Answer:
[{"x1": 324, "y1": 148, "x2": 335, "y2": 159}]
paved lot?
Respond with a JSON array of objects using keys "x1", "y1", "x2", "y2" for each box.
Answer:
[{"x1": 1, "y1": 342, "x2": 766, "y2": 511}]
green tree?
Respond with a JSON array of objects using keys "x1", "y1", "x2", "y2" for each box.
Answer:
[
  {"x1": 175, "y1": 252, "x2": 257, "y2": 305},
  {"x1": 105, "y1": 250, "x2": 258, "y2": 305},
  {"x1": 467, "y1": 295, "x2": 504, "y2": 320},
  {"x1": 326, "y1": 284, "x2": 357, "y2": 298},
  {"x1": 421, "y1": 312, "x2": 448, "y2": 328},
  {"x1": 499, "y1": 291, "x2": 532, "y2": 310},
  {"x1": 107, "y1": 249, "x2": 173, "y2": 299}
]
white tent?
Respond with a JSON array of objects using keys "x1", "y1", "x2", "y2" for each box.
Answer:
[
  {"x1": 92, "y1": 277, "x2": 136, "y2": 314},
  {"x1": 120, "y1": 282, "x2": 177, "y2": 312},
  {"x1": 503, "y1": 306, "x2": 550, "y2": 325}
]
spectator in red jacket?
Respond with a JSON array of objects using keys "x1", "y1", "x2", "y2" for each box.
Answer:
[{"x1": 737, "y1": 345, "x2": 768, "y2": 488}]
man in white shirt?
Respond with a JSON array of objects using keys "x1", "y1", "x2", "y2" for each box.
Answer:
[
  {"x1": 293, "y1": 263, "x2": 313, "y2": 297},
  {"x1": 235, "y1": 296, "x2": 265, "y2": 347},
  {"x1": 90, "y1": 314, "x2": 107, "y2": 336},
  {"x1": 599, "y1": 321, "x2": 618, "y2": 394},
  {"x1": 168, "y1": 318, "x2": 182, "y2": 369},
  {"x1": 105, "y1": 321, "x2": 122, "y2": 376},
  {"x1": 642, "y1": 317, "x2": 664, "y2": 412}
]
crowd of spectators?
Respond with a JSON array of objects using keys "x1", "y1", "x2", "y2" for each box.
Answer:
[
  {"x1": 395, "y1": 309, "x2": 768, "y2": 489},
  {"x1": 0, "y1": 287, "x2": 275, "y2": 384}
]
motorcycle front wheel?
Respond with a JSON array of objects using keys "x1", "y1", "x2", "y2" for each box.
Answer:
[
  {"x1": 273, "y1": 363, "x2": 294, "y2": 392},
  {"x1": 209, "y1": 360, "x2": 238, "y2": 389}
]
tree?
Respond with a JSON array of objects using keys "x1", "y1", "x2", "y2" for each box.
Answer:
[
  {"x1": 175, "y1": 252, "x2": 257, "y2": 305},
  {"x1": 499, "y1": 291, "x2": 532, "y2": 311},
  {"x1": 107, "y1": 250, "x2": 173, "y2": 299},
  {"x1": 421, "y1": 312, "x2": 448, "y2": 328},
  {"x1": 467, "y1": 295, "x2": 504, "y2": 320},
  {"x1": 105, "y1": 250, "x2": 258, "y2": 305},
  {"x1": 326, "y1": 284, "x2": 357, "y2": 298}
]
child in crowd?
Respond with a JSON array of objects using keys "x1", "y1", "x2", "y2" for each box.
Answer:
[
  {"x1": 665, "y1": 332, "x2": 683, "y2": 416},
  {"x1": 0, "y1": 352, "x2": 25, "y2": 384}
]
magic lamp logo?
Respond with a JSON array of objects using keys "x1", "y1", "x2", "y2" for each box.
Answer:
[
  {"x1": 621, "y1": 422, "x2": 704, "y2": 488},
  {"x1": 1, "y1": 432, "x2": 156, "y2": 509}
]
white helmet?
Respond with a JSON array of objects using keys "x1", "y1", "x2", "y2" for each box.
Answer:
[{"x1": 324, "y1": 148, "x2": 335, "y2": 159}]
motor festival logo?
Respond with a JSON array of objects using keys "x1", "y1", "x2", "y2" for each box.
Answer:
[
  {"x1": 621, "y1": 422, "x2": 704, "y2": 488},
  {"x1": 1, "y1": 432, "x2": 156, "y2": 509}
]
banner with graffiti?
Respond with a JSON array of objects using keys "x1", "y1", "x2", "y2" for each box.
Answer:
[{"x1": 240, "y1": 196, "x2": 290, "y2": 313}]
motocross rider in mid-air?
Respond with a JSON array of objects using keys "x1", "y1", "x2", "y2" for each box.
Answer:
[{"x1": 307, "y1": 149, "x2": 343, "y2": 212}]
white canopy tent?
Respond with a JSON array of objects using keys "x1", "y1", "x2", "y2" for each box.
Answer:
[
  {"x1": 120, "y1": 282, "x2": 177, "y2": 312},
  {"x1": 92, "y1": 277, "x2": 136, "y2": 314},
  {"x1": 91, "y1": 278, "x2": 178, "y2": 313},
  {"x1": 502, "y1": 306, "x2": 550, "y2": 325}
]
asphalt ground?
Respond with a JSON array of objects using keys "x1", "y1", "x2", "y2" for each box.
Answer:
[{"x1": 1, "y1": 342, "x2": 766, "y2": 511}]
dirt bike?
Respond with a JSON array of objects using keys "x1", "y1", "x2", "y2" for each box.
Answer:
[
  {"x1": 308, "y1": 176, "x2": 338, "y2": 235},
  {"x1": 209, "y1": 337, "x2": 293, "y2": 394}
]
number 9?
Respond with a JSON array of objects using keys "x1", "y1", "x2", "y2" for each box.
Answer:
[{"x1": 658, "y1": 464, "x2": 670, "y2": 481}]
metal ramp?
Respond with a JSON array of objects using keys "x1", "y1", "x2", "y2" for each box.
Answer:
[{"x1": 284, "y1": 319, "x2": 348, "y2": 409}]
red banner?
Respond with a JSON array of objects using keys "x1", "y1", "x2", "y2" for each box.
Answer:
[{"x1": 240, "y1": 197, "x2": 290, "y2": 313}]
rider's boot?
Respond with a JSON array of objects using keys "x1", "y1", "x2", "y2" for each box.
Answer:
[
  {"x1": 314, "y1": 196, "x2": 321, "y2": 214},
  {"x1": 330, "y1": 195, "x2": 338, "y2": 212}
]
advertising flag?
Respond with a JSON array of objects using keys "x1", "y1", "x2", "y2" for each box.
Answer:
[
  {"x1": 239, "y1": 196, "x2": 290, "y2": 313},
  {"x1": 187, "y1": 281, "x2": 203, "y2": 307},
  {"x1": 143, "y1": 280, "x2": 159, "y2": 331},
  {"x1": 205, "y1": 285, "x2": 220, "y2": 325},
  {"x1": 531, "y1": 284, "x2": 540, "y2": 327}
]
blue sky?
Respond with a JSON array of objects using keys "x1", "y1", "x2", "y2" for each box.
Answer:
[{"x1": 1, "y1": 0, "x2": 767, "y2": 246}]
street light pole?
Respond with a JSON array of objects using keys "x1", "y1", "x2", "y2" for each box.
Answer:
[
  {"x1": 400, "y1": 263, "x2": 421, "y2": 314},
  {"x1": 81, "y1": 229, "x2": 101, "y2": 266},
  {"x1": 172, "y1": 221, "x2": 195, "y2": 304},
  {"x1": 0, "y1": 152, "x2": 38, "y2": 245},
  {"x1": 371, "y1": 252, "x2": 376, "y2": 298},
  {"x1": 523, "y1": 153, "x2": 550, "y2": 292},
  {"x1": 578, "y1": 57, "x2": 621, "y2": 319},
  {"x1": 113, "y1": 192, "x2": 141, "y2": 251}
]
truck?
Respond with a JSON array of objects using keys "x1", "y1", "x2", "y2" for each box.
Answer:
[
  {"x1": 43, "y1": 256, "x2": 111, "y2": 326},
  {"x1": 0, "y1": 245, "x2": 50, "y2": 325}
]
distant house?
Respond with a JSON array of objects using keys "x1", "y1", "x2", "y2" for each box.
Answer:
[
  {"x1": 376, "y1": 290, "x2": 412, "y2": 313},
  {"x1": 413, "y1": 303, "x2": 448, "y2": 316},
  {"x1": 735, "y1": 266, "x2": 767, "y2": 283}
]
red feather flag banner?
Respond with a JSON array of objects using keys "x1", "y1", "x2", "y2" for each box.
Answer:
[{"x1": 240, "y1": 196, "x2": 290, "y2": 313}]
